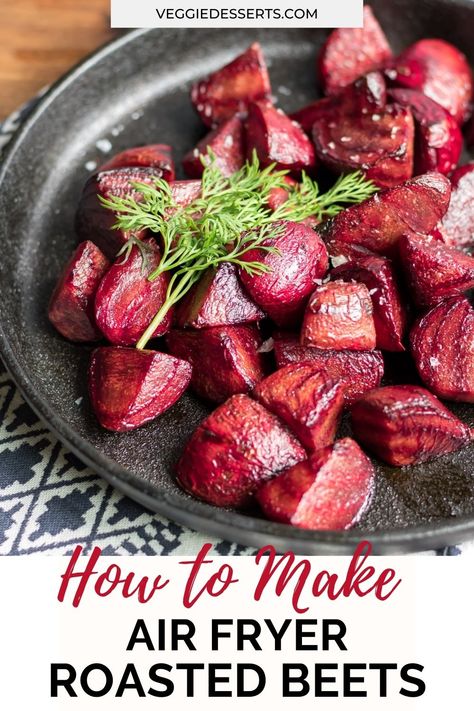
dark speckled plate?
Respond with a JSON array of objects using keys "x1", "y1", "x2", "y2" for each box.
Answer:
[{"x1": 1, "y1": 1, "x2": 474, "y2": 554}]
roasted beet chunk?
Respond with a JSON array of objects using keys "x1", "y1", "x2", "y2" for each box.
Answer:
[
  {"x1": 330, "y1": 243, "x2": 406, "y2": 351},
  {"x1": 94, "y1": 238, "x2": 172, "y2": 346},
  {"x1": 323, "y1": 172, "x2": 451, "y2": 256},
  {"x1": 410, "y1": 296, "x2": 474, "y2": 403},
  {"x1": 267, "y1": 175, "x2": 298, "y2": 212},
  {"x1": 290, "y1": 97, "x2": 335, "y2": 134},
  {"x1": 258, "y1": 438, "x2": 374, "y2": 530},
  {"x1": 246, "y1": 102, "x2": 316, "y2": 174},
  {"x1": 176, "y1": 394, "x2": 306, "y2": 507},
  {"x1": 388, "y1": 89, "x2": 462, "y2": 176},
  {"x1": 386, "y1": 39, "x2": 473, "y2": 124},
  {"x1": 238, "y1": 221, "x2": 328, "y2": 327},
  {"x1": 351, "y1": 385, "x2": 472, "y2": 466},
  {"x1": 175, "y1": 263, "x2": 264, "y2": 329},
  {"x1": 168, "y1": 179, "x2": 202, "y2": 206},
  {"x1": 100, "y1": 144, "x2": 175, "y2": 181},
  {"x1": 48, "y1": 241, "x2": 110, "y2": 342},
  {"x1": 182, "y1": 116, "x2": 245, "y2": 178},
  {"x1": 301, "y1": 281, "x2": 376, "y2": 351},
  {"x1": 292, "y1": 70, "x2": 387, "y2": 135},
  {"x1": 253, "y1": 363, "x2": 344, "y2": 451},
  {"x1": 75, "y1": 167, "x2": 164, "y2": 259},
  {"x1": 312, "y1": 89, "x2": 415, "y2": 188},
  {"x1": 88, "y1": 347, "x2": 192, "y2": 432},
  {"x1": 440, "y1": 163, "x2": 474, "y2": 249},
  {"x1": 166, "y1": 326, "x2": 264, "y2": 403},
  {"x1": 191, "y1": 43, "x2": 272, "y2": 127},
  {"x1": 399, "y1": 233, "x2": 474, "y2": 308},
  {"x1": 318, "y1": 6, "x2": 392, "y2": 96},
  {"x1": 273, "y1": 334, "x2": 384, "y2": 405}
]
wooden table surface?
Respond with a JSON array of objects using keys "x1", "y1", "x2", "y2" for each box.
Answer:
[{"x1": 0, "y1": 0, "x2": 118, "y2": 120}]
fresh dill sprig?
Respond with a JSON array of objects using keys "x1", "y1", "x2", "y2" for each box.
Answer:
[
  {"x1": 100, "y1": 151, "x2": 377, "y2": 350},
  {"x1": 115, "y1": 234, "x2": 154, "y2": 275}
]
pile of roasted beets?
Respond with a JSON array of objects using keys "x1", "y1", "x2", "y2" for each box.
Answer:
[{"x1": 48, "y1": 6, "x2": 474, "y2": 531}]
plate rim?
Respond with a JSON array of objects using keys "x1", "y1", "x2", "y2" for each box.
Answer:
[{"x1": 1, "y1": 26, "x2": 474, "y2": 555}]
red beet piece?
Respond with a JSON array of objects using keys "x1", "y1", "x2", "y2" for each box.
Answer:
[
  {"x1": 330, "y1": 243, "x2": 406, "y2": 351},
  {"x1": 100, "y1": 144, "x2": 175, "y2": 181},
  {"x1": 191, "y1": 43, "x2": 272, "y2": 128},
  {"x1": 290, "y1": 97, "x2": 334, "y2": 134},
  {"x1": 323, "y1": 172, "x2": 451, "y2": 256},
  {"x1": 88, "y1": 347, "x2": 192, "y2": 432},
  {"x1": 273, "y1": 334, "x2": 384, "y2": 405},
  {"x1": 75, "y1": 167, "x2": 164, "y2": 259},
  {"x1": 254, "y1": 363, "x2": 344, "y2": 451},
  {"x1": 428, "y1": 225, "x2": 449, "y2": 243},
  {"x1": 175, "y1": 263, "x2": 264, "y2": 329},
  {"x1": 312, "y1": 96, "x2": 414, "y2": 188},
  {"x1": 182, "y1": 116, "x2": 245, "y2": 178},
  {"x1": 238, "y1": 221, "x2": 328, "y2": 327},
  {"x1": 410, "y1": 296, "x2": 474, "y2": 403},
  {"x1": 440, "y1": 163, "x2": 474, "y2": 249},
  {"x1": 258, "y1": 437, "x2": 374, "y2": 529},
  {"x1": 94, "y1": 238, "x2": 172, "y2": 346},
  {"x1": 386, "y1": 39, "x2": 473, "y2": 124},
  {"x1": 291, "y1": 71, "x2": 387, "y2": 134},
  {"x1": 388, "y1": 89, "x2": 462, "y2": 176},
  {"x1": 267, "y1": 175, "x2": 298, "y2": 212},
  {"x1": 176, "y1": 394, "x2": 306, "y2": 507},
  {"x1": 301, "y1": 281, "x2": 376, "y2": 351},
  {"x1": 399, "y1": 233, "x2": 474, "y2": 308},
  {"x1": 351, "y1": 384, "x2": 472, "y2": 465},
  {"x1": 246, "y1": 102, "x2": 316, "y2": 174},
  {"x1": 48, "y1": 241, "x2": 110, "y2": 342},
  {"x1": 318, "y1": 6, "x2": 393, "y2": 96},
  {"x1": 166, "y1": 326, "x2": 265, "y2": 403}
]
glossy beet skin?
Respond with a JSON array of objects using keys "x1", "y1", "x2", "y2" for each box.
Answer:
[
  {"x1": 166, "y1": 326, "x2": 265, "y2": 404},
  {"x1": 175, "y1": 262, "x2": 264, "y2": 329},
  {"x1": 182, "y1": 116, "x2": 245, "y2": 178},
  {"x1": 312, "y1": 81, "x2": 415, "y2": 188},
  {"x1": 75, "y1": 167, "x2": 165, "y2": 260},
  {"x1": 100, "y1": 144, "x2": 175, "y2": 181},
  {"x1": 176, "y1": 394, "x2": 306, "y2": 507},
  {"x1": 94, "y1": 238, "x2": 172, "y2": 346},
  {"x1": 273, "y1": 334, "x2": 384, "y2": 405},
  {"x1": 440, "y1": 163, "x2": 474, "y2": 249},
  {"x1": 246, "y1": 102, "x2": 316, "y2": 174},
  {"x1": 330, "y1": 243, "x2": 406, "y2": 351},
  {"x1": 323, "y1": 172, "x2": 451, "y2": 257},
  {"x1": 253, "y1": 363, "x2": 344, "y2": 451},
  {"x1": 388, "y1": 89, "x2": 462, "y2": 176},
  {"x1": 48, "y1": 241, "x2": 110, "y2": 342},
  {"x1": 267, "y1": 175, "x2": 299, "y2": 213},
  {"x1": 88, "y1": 347, "x2": 192, "y2": 432},
  {"x1": 301, "y1": 281, "x2": 376, "y2": 351},
  {"x1": 238, "y1": 220, "x2": 328, "y2": 328},
  {"x1": 351, "y1": 385, "x2": 472, "y2": 466},
  {"x1": 318, "y1": 5, "x2": 393, "y2": 96},
  {"x1": 290, "y1": 97, "x2": 334, "y2": 135},
  {"x1": 291, "y1": 70, "x2": 387, "y2": 134},
  {"x1": 191, "y1": 43, "x2": 272, "y2": 128},
  {"x1": 257, "y1": 438, "x2": 375, "y2": 530},
  {"x1": 399, "y1": 233, "x2": 474, "y2": 309},
  {"x1": 385, "y1": 39, "x2": 473, "y2": 124},
  {"x1": 410, "y1": 296, "x2": 474, "y2": 403}
]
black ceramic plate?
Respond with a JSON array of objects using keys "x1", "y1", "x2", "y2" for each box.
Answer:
[{"x1": 1, "y1": 0, "x2": 474, "y2": 554}]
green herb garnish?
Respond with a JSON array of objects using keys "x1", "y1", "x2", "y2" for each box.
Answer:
[{"x1": 100, "y1": 152, "x2": 377, "y2": 350}]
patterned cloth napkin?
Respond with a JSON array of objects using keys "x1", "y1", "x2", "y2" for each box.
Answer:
[{"x1": 0, "y1": 99, "x2": 470, "y2": 556}]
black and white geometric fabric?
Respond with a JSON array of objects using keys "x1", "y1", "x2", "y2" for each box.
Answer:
[{"x1": 0, "y1": 99, "x2": 471, "y2": 556}]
